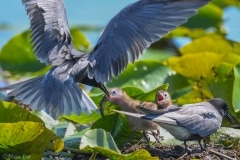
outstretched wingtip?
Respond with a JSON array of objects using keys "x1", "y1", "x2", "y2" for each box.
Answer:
[
  {"x1": 89, "y1": 0, "x2": 211, "y2": 84},
  {"x1": 1, "y1": 74, "x2": 98, "y2": 119}
]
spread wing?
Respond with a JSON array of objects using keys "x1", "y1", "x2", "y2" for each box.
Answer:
[
  {"x1": 22, "y1": 0, "x2": 80, "y2": 66},
  {"x1": 88, "y1": 0, "x2": 209, "y2": 83}
]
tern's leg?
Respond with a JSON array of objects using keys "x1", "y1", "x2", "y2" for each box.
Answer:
[
  {"x1": 150, "y1": 129, "x2": 164, "y2": 143},
  {"x1": 142, "y1": 131, "x2": 150, "y2": 146},
  {"x1": 184, "y1": 141, "x2": 192, "y2": 153},
  {"x1": 198, "y1": 140, "x2": 206, "y2": 151}
]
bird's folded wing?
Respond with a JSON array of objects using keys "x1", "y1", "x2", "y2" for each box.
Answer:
[
  {"x1": 137, "y1": 105, "x2": 180, "y2": 115},
  {"x1": 88, "y1": 0, "x2": 209, "y2": 83},
  {"x1": 164, "y1": 111, "x2": 220, "y2": 137},
  {"x1": 144, "y1": 114, "x2": 177, "y2": 125},
  {"x1": 22, "y1": 0, "x2": 80, "y2": 65},
  {"x1": 114, "y1": 107, "x2": 221, "y2": 137},
  {"x1": 113, "y1": 109, "x2": 177, "y2": 125}
]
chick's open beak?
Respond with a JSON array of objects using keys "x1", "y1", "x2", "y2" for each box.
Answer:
[{"x1": 157, "y1": 92, "x2": 164, "y2": 104}]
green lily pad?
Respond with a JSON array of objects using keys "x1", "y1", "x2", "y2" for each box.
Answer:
[
  {"x1": 107, "y1": 60, "x2": 173, "y2": 92},
  {"x1": 167, "y1": 52, "x2": 222, "y2": 79},
  {"x1": 0, "y1": 101, "x2": 62, "y2": 156},
  {"x1": 91, "y1": 114, "x2": 135, "y2": 147},
  {"x1": 80, "y1": 129, "x2": 158, "y2": 160},
  {"x1": 0, "y1": 122, "x2": 44, "y2": 149},
  {"x1": 82, "y1": 145, "x2": 158, "y2": 160},
  {"x1": 233, "y1": 64, "x2": 240, "y2": 112},
  {"x1": 0, "y1": 30, "x2": 45, "y2": 73},
  {"x1": 60, "y1": 111, "x2": 101, "y2": 125},
  {"x1": 180, "y1": 34, "x2": 232, "y2": 55},
  {"x1": 80, "y1": 128, "x2": 120, "y2": 153},
  {"x1": 0, "y1": 28, "x2": 90, "y2": 75},
  {"x1": 70, "y1": 28, "x2": 91, "y2": 52},
  {"x1": 183, "y1": 3, "x2": 222, "y2": 29}
]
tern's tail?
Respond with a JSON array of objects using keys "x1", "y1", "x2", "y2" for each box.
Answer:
[{"x1": 0, "y1": 75, "x2": 98, "y2": 119}]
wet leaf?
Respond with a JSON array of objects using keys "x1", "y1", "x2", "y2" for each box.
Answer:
[
  {"x1": 107, "y1": 60, "x2": 173, "y2": 92},
  {"x1": 83, "y1": 145, "x2": 158, "y2": 160},
  {"x1": 70, "y1": 28, "x2": 91, "y2": 52},
  {"x1": 233, "y1": 64, "x2": 240, "y2": 112},
  {"x1": 212, "y1": 0, "x2": 240, "y2": 8},
  {"x1": 164, "y1": 74, "x2": 191, "y2": 100},
  {"x1": 80, "y1": 128, "x2": 120, "y2": 153},
  {"x1": 123, "y1": 87, "x2": 145, "y2": 98},
  {"x1": 180, "y1": 34, "x2": 232, "y2": 55},
  {"x1": 80, "y1": 129, "x2": 158, "y2": 160},
  {"x1": 0, "y1": 122, "x2": 44, "y2": 149},
  {"x1": 183, "y1": 3, "x2": 223, "y2": 29},
  {"x1": 223, "y1": 53, "x2": 240, "y2": 66},
  {"x1": 47, "y1": 138, "x2": 64, "y2": 153},
  {"x1": 177, "y1": 83, "x2": 213, "y2": 105},
  {"x1": 207, "y1": 63, "x2": 234, "y2": 103},
  {"x1": 64, "y1": 128, "x2": 90, "y2": 149},
  {"x1": 139, "y1": 49, "x2": 173, "y2": 61},
  {"x1": 0, "y1": 101, "x2": 43, "y2": 123},
  {"x1": 167, "y1": 27, "x2": 207, "y2": 39},
  {"x1": 167, "y1": 52, "x2": 222, "y2": 79},
  {"x1": 0, "y1": 30, "x2": 45, "y2": 73},
  {"x1": 60, "y1": 111, "x2": 101, "y2": 125},
  {"x1": 0, "y1": 101, "x2": 61, "y2": 155},
  {"x1": 91, "y1": 114, "x2": 135, "y2": 146},
  {"x1": 0, "y1": 28, "x2": 90, "y2": 75}
]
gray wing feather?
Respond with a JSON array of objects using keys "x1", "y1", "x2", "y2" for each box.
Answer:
[
  {"x1": 22, "y1": 0, "x2": 77, "y2": 65},
  {"x1": 88, "y1": 0, "x2": 209, "y2": 83},
  {"x1": 114, "y1": 101, "x2": 222, "y2": 137},
  {"x1": 113, "y1": 109, "x2": 178, "y2": 125},
  {"x1": 162, "y1": 104, "x2": 222, "y2": 137},
  {"x1": 146, "y1": 115, "x2": 178, "y2": 125},
  {"x1": 137, "y1": 105, "x2": 180, "y2": 114},
  {"x1": 2, "y1": 74, "x2": 98, "y2": 119}
]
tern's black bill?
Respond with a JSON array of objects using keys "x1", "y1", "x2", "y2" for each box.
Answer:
[{"x1": 226, "y1": 113, "x2": 235, "y2": 123}]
